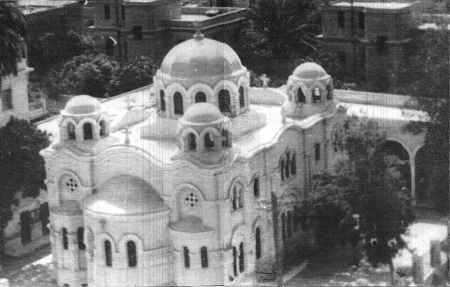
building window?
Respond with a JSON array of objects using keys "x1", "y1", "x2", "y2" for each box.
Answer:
[
  {"x1": 195, "y1": 92, "x2": 206, "y2": 103},
  {"x1": 1, "y1": 89, "x2": 12, "y2": 111},
  {"x1": 104, "y1": 4, "x2": 110, "y2": 19},
  {"x1": 312, "y1": 88, "x2": 321, "y2": 103},
  {"x1": 104, "y1": 240, "x2": 112, "y2": 267},
  {"x1": 121, "y1": 4, "x2": 125, "y2": 20},
  {"x1": 127, "y1": 241, "x2": 137, "y2": 267},
  {"x1": 105, "y1": 38, "x2": 114, "y2": 56},
  {"x1": 338, "y1": 11, "x2": 345, "y2": 29},
  {"x1": 39, "y1": 203, "x2": 50, "y2": 235},
  {"x1": 67, "y1": 122, "x2": 76, "y2": 140},
  {"x1": 183, "y1": 246, "x2": 190, "y2": 268},
  {"x1": 358, "y1": 12, "x2": 365, "y2": 30},
  {"x1": 218, "y1": 89, "x2": 231, "y2": 113},
  {"x1": 281, "y1": 213, "x2": 286, "y2": 242},
  {"x1": 77, "y1": 227, "x2": 85, "y2": 250},
  {"x1": 238, "y1": 242, "x2": 245, "y2": 273},
  {"x1": 376, "y1": 36, "x2": 388, "y2": 54},
  {"x1": 20, "y1": 211, "x2": 32, "y2": 245},
  {"x1": 287, "y1": 211, "x2": 292, "y2": 238},
  {"x1": 62, "y1": 228, "x2": 68, "y2": 250},
  {"x1": 204, "y1": 132, "x2": 215, "y2": 149},
  {"x1": 239, "y1": 86, "x2": 245, "y2": 108},
  {"x1": 232, "y1": 246, "x2": 237, "y2": 276},
  {"x1": 326, "y1": 85, "x2": 333, "y2": 100},
  {"x1": 160, "y1": 90, "x2": 166, "y2": 111},
  {"x1": 291, "y1": 153, "x2": 296, "y2": 175},
  {"x1": 173, "y1": 92, "x2": 183, "y2": 115},
  {"x1": 132, "y1": 26, "x2": 142, "y2": 40},
  {"x1": 255, "y1": 227, "x2": 261, "y2": 259},
  {"x1": 232, "y1": 185, "x2": 243, "y2": 210},
  {"x1": 99, "y1": 120, "x2": 106, "y2": 137},
  {"x1": 187, "y1": 133, "x2": 197, "y2": 151},
  {"x1": 280, "y1": 158, "x2": 285, "y2": 181},
  {"x1": 296, "y1": 88, "x2": 305, "y2": 103},
  {"x1": 253, "y1": 177, "x2": 260, "y2": 198},
  {"x1": 284, "y1": 153, "x2": 290, "y2": 178},
  {"x1": 200, "y1": 246, "x2": 208, "y2": 268},
  {"x1": 83, "y1": 123, "x2": 93, "y2": 140},
  {"x1": 184, "y1": 192, "x2": 199, "y2": 207},
  {"x1": 314, "y1": 143, "x2": 321, "y2": 161},
  {"x1": 222, "y1": 129, "x2": 231, "y2": 147},
  {"x1": 63, "y1": 176, "x2": 78, "y2": 193}
]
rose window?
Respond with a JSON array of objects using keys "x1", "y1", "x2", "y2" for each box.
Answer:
[
  {"x1": 184, "y1": 192, "x2": 199, "y2": 207},
  {"x1": 64, "y1": 177, "x2": 79, "y2": 193}
]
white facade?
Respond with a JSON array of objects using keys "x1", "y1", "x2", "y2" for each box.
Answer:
[{"x1": 41, "y1": 32, "x2": 428, "y2": 287}]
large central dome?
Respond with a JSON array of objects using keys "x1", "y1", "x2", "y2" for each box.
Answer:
[{"x1": 160, "y1": 32, "x2": 244, "y2": 80}]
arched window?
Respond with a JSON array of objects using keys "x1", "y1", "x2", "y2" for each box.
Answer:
[
  {"x1": 232, "y1": 186, "x2": 238, "y2": 210},
  {"x1": 326, "y1": 85, "x2": 333, "y2": 100},
  {"x1": 314, "y1": 143, "x2": 321, "y2": 161},
  {"x1": 187, "y1": 133, "x2": 197, "y2": 151},
  {"x1": 222, "y1": 129, "x2": 230, "y2": 147},
  {"x1": 104, "y1": 240, "x2": 112, "y2": 267},
  {"x1": 62, "y1": 228, "x2": 68, "y2": 250},
  {"x1": 297, "y1": 87, "x2": 305, "y2": 103},
  {"x1": 312, "y1": 87, "x2": 321, "y2": 103},
  {"x1": 183, "y1": 246, "x2": 190, "y2": 268},
  {"x1": 67, "y1": 122, "x2": 75, "y2": 140},
  {"x1": 253, "y1": 176, "x2": 260, "y2": 198},
  {"x1": 232, "y1": 246, "x2": 237, "y2": 276},
  {"x1": 160, "y1": 90, "x2": 166, "y2": 111},
  {"x1": 99, "y1": 120, "x2": 106, "y2": 137},
  {"x1": 285, "y1": 153, "x2": 290, "y2": 178},
  {"x1": 291, "y1": 153, "x2": 296, "y2": 175},
  {"x1": 195, "y1": 92, "x2": 207, "y2": 103},
  {"x1": 281, "y1": 213, "x2": 286, "y2": 242},
  {"x1": 173, "y1": 92, "x2": 183, "y2": 115},
  {"x1": 238, "y1": 242, "x2": 245, "y2": 273},
  {"x1": 280, "y1": 159, "x2": 285, "y2": 181},
  {"x1": 200, "y1": 246, "x2": 208, "y2": 268},
  {"x1": 204, "y1": 132, "x2": 215, "y2": 149},
  {"x1": 287, "y1": 211, "x2": 292, "y2": 238},
  {"x1": 239, "y1": 86, "x2": 245, "y2": 108},
  {"x1": 218, "y1": 89, "x2": 231, "y2": 113},
  {"x1": 83, "y1": 122, "x2": 93, "y2": 140},
  {"x1": 77, "y1": 227, "x2": 85, "y2": 250},
  {"x1": 255, "y1": 227, "x2": 261, "y2": 259},
  {"x1": 127, "y1": 241, "x2": 137, "y2": 267}
]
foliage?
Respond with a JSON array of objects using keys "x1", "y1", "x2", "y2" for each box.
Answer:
[
  {"x1": 0, "y1": 2, "x2": 27, "y2": 76},
  {"x1": 109, "y1": 56, "x2": 158, "y2": 95},
  {"x1": 399, "y1": 29, "x2": 449, "y2": 212},
  {"x1": 47, "y1": 53, "x2": 119, "y2": 98},
  {"x1": 0, "y1": 118, "x2": 50, "y2": 261},
  {"x1": 306, "y1": 118, "x2": 415, "y2": 285},
  {"x1": 29, "y1": 30, "x2": 95, "y2": 72}
]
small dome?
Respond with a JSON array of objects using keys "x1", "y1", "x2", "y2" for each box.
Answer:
[
  {"x1": 181, "y1": 103, "x2": 223, "y2": 124},
  {"x1": 160, "y1": 33, "x2": 244, "y2": 79},
  {"x1": 85, "y1": 175, "x2": 168, "y2": 215},
  {"x1": 293, "y1": 62, "x2": 328, "y2": 80},
  {"x1": 64, "y1": 95, "x2": 101, "y2": 115}
]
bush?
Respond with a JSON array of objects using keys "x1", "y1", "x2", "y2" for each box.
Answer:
[
  {"x1": 47, "y1": 53, "x2": 119, "y2": 98},
  {"x1": 109, "y1": 56, "x2": 158, "y2": 95}
]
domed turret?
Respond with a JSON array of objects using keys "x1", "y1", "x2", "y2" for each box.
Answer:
[
  {"x1": 282, "y1": 62, "x2": 335, "y2": 119},
  {"x1": 59, "y1": 95, "x2": 110, "y2": 142},
  {"x1": 153, "y1": 32, "x2": 250, "y2": 119},
  {"x1": 176, "y1": 103, "x2": 232, "y2": 164}
]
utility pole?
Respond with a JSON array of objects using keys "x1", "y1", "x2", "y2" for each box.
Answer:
[{"x1": 114, "y1": 0, "x2": 124, "y2": 64}]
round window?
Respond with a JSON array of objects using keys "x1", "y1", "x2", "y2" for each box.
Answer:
[
  {"x1": 184, "y1": 192, "x2": 199, "y2": 207},
  {"x1": 63, "y1": 176, "x2": 79, "y2": 193}
]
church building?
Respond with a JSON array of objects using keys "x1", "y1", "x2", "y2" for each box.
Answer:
[{"x1": 40, "y1": 31, "x2": 428, "y2": 287}]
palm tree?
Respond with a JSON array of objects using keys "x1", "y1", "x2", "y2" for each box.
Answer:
[{"x1": 0, "y1": 1, "x2": 27, "y2": 77}]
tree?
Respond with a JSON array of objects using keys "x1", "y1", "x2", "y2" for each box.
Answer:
[
  {"x1": 109, "y1": 56, "x2": 158, "y2": 95},
  {"x1": 399, "y1": 28, "x2": 449, "y2": 212},
  {"x1": 0, "y1": 118, "x2": 50, "y2": 268},
  {"x1": 47, "y1": 53, "x2": 119, "y2": 98},
  {"x1": 29, "y1": 30, "x2": 95, "y2": 72},
  {"x1": 0, "y1": 2, "x2": 27, "y2": 76},
  {"x1": 307, "y1": 118, "x2": 415, "y2": 286}
]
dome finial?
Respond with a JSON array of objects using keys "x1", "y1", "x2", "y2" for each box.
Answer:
[{"x1": 193, "y1": 23, "x2": 204, "y2": 40}]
